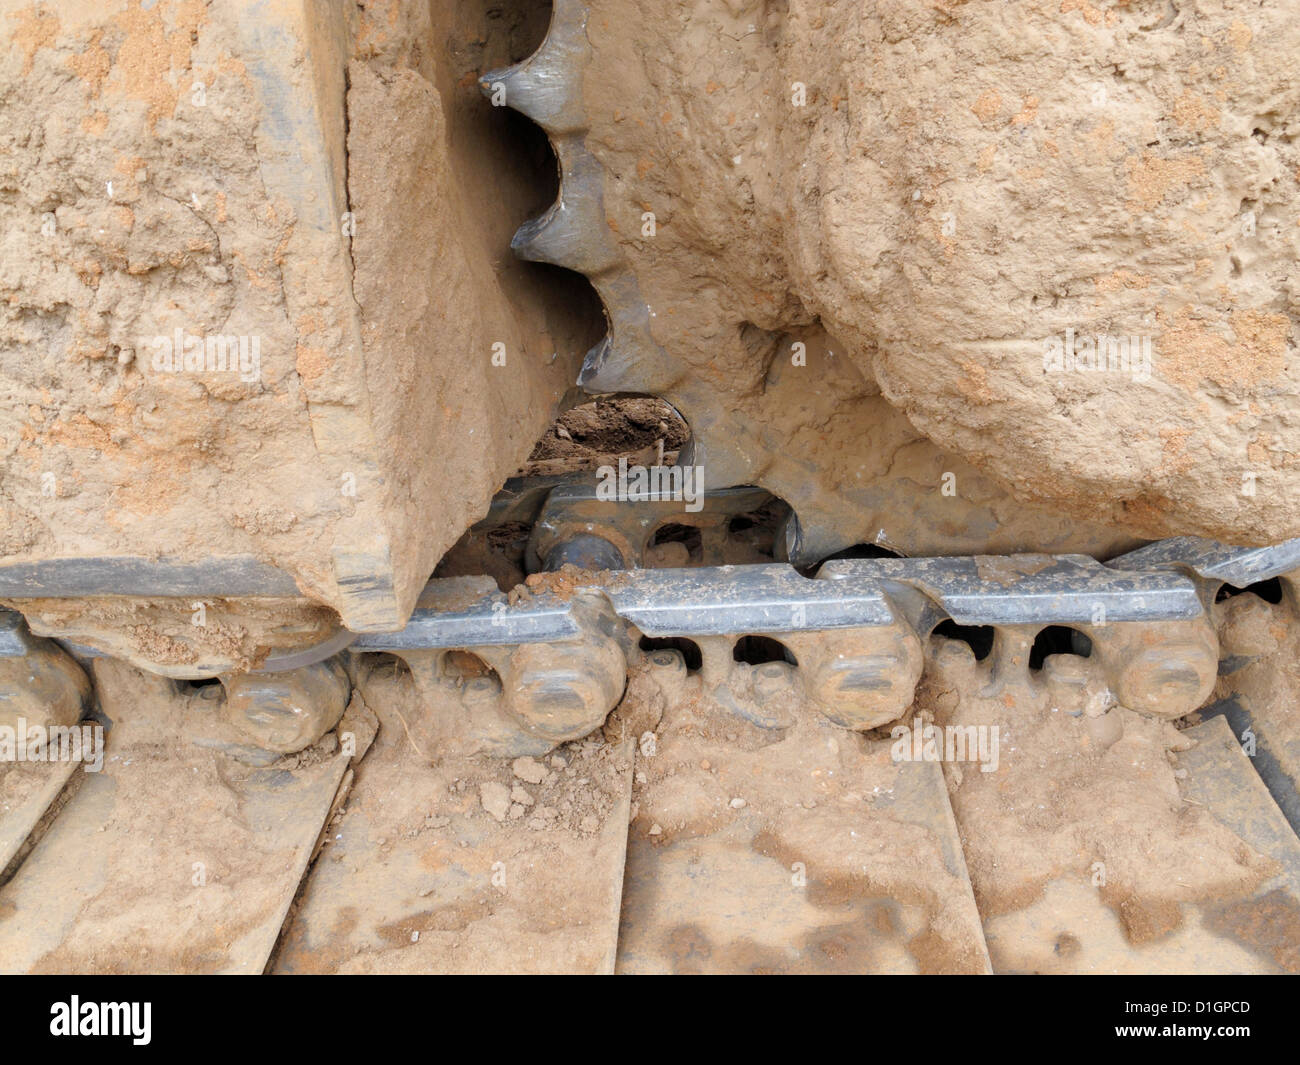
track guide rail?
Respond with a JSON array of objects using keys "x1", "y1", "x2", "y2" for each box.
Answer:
[{"x1": 352, "y1": 538, "x2": 1300, "y2": 651}]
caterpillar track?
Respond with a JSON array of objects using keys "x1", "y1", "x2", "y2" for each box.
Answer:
[
  {"x1": 2, "y1": 503, "x2": 1300, "y2": 972},
  {"x1": 1, "y1": 0, "x2": 1299, "y2": 978}
]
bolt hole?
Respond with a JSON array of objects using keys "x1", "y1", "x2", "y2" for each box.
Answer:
[
  {"x1": 361, "y1": 652, "x2": 410, "y2": 682},
  {"x1": 178, "y1": 676, "x2": 223, "y2": 700},
  {"x1": 803, "y1": 542, "x2": 904, "y2": 578},
  {"x1": 639, "y1": 635, "x2": 702, "y2": 671},
  {"x1": 732, "y1": 635, "x2": 798, "y2": 667},
  {"x1": 1215, "y1": 577, "x2": 1283, "y2": 604},
  {"x1": 647, "y1": 522, "x2": 703, "y2": 565},
  {"x1": 442, "y1": 650, "x2": 495, "y2": 681},
  {"x1": 1029, "y1": 626, "x2": 1093, "y2": 671},
  {"x1": 931, "y1": 620, "x2": 996, "y2": 662}
]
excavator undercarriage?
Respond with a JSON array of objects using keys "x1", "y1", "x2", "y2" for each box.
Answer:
[{"x1": 1, "y1": 0, "x2": 1298, "y2": 980}]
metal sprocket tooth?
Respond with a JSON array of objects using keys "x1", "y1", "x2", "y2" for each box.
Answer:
[
  {"x1": 479, "y1": 1, "x2": 818, "y2": 531},
  {"x1": 483, "y1": 1, "x2": 1138, "y2": 563},
  {"x1": 479, "y1": 0, "x2": 590, "y2": 134}
]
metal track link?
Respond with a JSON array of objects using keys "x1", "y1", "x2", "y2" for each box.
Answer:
[
  {"x1": 338, "y1": 537, "x2": 1298, "y2": 748},
  {"x1": 2, "y1": 536, "x2": 1297, "y2": 756}
]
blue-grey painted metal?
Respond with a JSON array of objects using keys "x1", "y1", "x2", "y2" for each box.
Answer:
[
  {"x1": 4, "y1": 540, "x2": 1291, "y2": 661},
  {"x1": 1108, "y1": 537, "x2": 1300, "y2": 588},
  {"x1": 0, "y1": 556, "x2": 300, "y2": 598},
  {"x1": 604, "y1": 564, "x2": 895, "y2": 636},
  {"x1": 352, "y1": 577, "x2": 581, "y2": 650},
  {"x1": 0, "y1": 610, "x2": 31, "y2": 657},
  {"x1": 819, "y1": 554, "x2": 1203, "y2": 626}
]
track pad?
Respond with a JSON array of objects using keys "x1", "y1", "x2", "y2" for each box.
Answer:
[
  {"x1": 0, "y1": 668, "x2": 351, "y2": 974},
  {"x1": 615, "y1": 690, "x2": 990, "y2": 974},
  {"x1": 275, "y1": 685, "x2": 634, "y2": 974}
]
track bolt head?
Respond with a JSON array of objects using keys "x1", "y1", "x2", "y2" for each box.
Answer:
[
  {"x1": 1040, "y1": 654, "x2": 1094, "y2": 706},
  {"x1": 647, "y1": 648, "x2": 686, "y2": 675},
  {"x1": 461, "y1": 673, "x2": 502, "y2": 706},
  {"x1": 788, "y1": 626, "x2": 923, "y2": 731},
  {"x1": 1094, "y1": 619, "x2": 1219, "y2": 719},
  {"x1": 1041, "y1": 655, "x2": 1090, "y2": 686},
  {"x1": 931, "y1": 637, "x2": 979, "y2": 671},
  {"x1": 752, "y1": 661, "x2": 796, "y2": 698},
  {"x1": 1114, "y1": 650, "x2": 1214, "y2": 717},
  {"x1": 222, "y1": 658, "x2": 350, "y2": 754},
  {"x1": 1216, "y1": 594, "x2": 1279, "y2": 658},
  {"x1": 504, "y1": 634, "x2": 626, "y2": 742},
  {"x1": 645, "y1": 647, "x2": 688, "y2": 703}
]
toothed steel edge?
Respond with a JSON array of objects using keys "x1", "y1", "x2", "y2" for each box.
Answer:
[
  {"x1": 485, "y1": 0, "x2": 1091, "y2": 562},
  {"x1": 477, "y1": 0, "x2": 590, "y2": 133},
  {"x1": 577, "y1": 335, "x2": 614, "y2": 388},
  {"x1": 510, "y1": 138, "x2": 622, "y2": 275},
  {"x1": 578, "y1": 270, "x2": 682, "y2": 394},
  {"x1": 485, "y1": 0, "x2": 682, "y2": 406},
  {"x1": 486, "y1": 0, "x2": 761, "y2": 496},
  {"x1": 576, "y1": 364, "x2": 758, "y2": 492}
]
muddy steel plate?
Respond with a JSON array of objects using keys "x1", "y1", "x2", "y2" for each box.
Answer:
[
  {"x1": 0, "y1": 735, "x2": 349, "y2": 974},
  {"x1": 275, "y1": 727, "x2": 634, "y2": 974},
  {"x1": 615, "y1": 715, "x2": 991, "y2": 975}
]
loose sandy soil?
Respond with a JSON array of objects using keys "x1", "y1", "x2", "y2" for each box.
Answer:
[
  {"x1": 583, "y1": 0, "x2": 1299, "y2": 546},
  {"x1": 1, "y1": 0, "x2": 1298, "y2": 975},
  {"x1": 0, "y1": 0, "x2": 593, "y2": 637}
]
